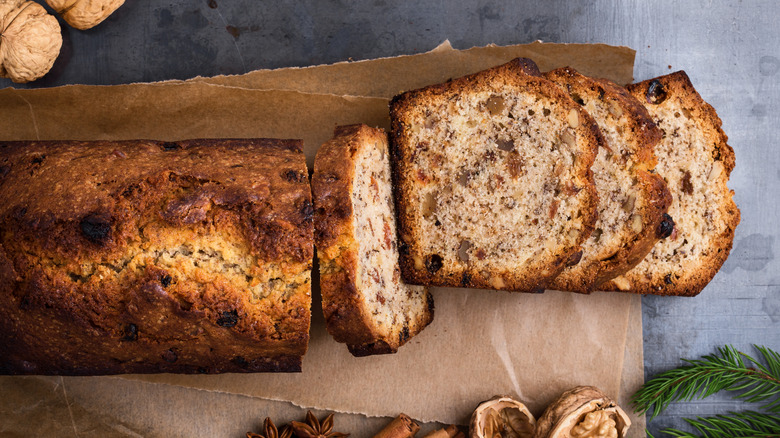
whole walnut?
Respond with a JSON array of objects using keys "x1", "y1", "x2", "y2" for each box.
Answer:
[
  {"x1": 0, "y1": 0, "x2": 62, "y2": 83},
  {"x1": 46, "y1": 0, "x2": 124, "y2": 30},
  {"x1": 534, "y1": 386, "x2": 631, "y2": 438}
]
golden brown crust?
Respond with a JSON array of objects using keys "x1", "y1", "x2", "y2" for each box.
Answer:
[
  {"x1": 543, "y1": 67, "x2": 672, "y2": 292},
  {"x1": 390, "y1": 58, "x2": 600, "y2": 292},
  {"x1": 603, "y1": 71, "x2": 740, "y2": 296},
  {"x1": 313, "y1": 124, "x2": 433, "y2": 356},
  {"x1": 0, "y1": 138, "x2": 313, "y2": 374}
]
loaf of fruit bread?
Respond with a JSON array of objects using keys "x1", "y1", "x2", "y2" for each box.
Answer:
[
  {"x1": 604, "y1": 71, "x2": 740, "y2": 296},
  {"x1": 0, "y1": 139, "x2": 313, "y2": 374},
  {"x1": 390, "y1": 58, "x2": 601, "y2": 292},
  {"x1": 543, "y1": 67, "x2": 674, "y2": 293},
  {"x1": 313, "y1": 124, "x2": 433, "y2": 356}
]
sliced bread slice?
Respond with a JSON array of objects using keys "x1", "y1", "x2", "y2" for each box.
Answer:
[
  {"x1": 543, "y1": 67, "x2": 673, "y2": 293},
  {"x1": 312, "y1": 124, "x2": 433, "y2": 356},
  {"x1": 604, "y1": 71, "x2": 740, "y2": 296},
  {"x1": 389, "y1": 58, "x2": 601, "y2": 292}
]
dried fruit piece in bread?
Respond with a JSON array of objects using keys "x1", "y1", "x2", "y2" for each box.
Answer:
[
  {"x1": 390, "y1": 58, "x2": 601, "y2": 292},
  {"x1": 544, "y1": 67, "x2": 673, "y2": 293},
  {"x1": 604, "y1": 71, "x2": 740, "y2": 296},
  {"x1": 313, "y1": 124, "x2": 433, "y2": 356}
]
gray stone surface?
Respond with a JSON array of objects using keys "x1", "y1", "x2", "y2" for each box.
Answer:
[{"x1": 2, "y1": 0, "x2": 779, "y2": 435}]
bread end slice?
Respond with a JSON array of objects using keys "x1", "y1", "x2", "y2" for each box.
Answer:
[{"x1": 313, "y1": 124, "x2": 433, "y2": 356}]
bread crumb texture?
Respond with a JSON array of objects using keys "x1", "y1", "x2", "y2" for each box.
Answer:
[{"x1": 391, "y1": 59, "x2": 599, "y2": 292}]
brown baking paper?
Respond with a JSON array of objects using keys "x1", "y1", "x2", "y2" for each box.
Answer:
[
  {"x1": 0, "y1": 83, "x2": 389, "y2": 168},
  {"x1": 0, "y1": 374, "x2": 459, "y2": 437},
  {"x1": 0, "y1": 41, "x2": 645, "y2": 435},
  {"x1": 191, "y1": 40, "x2": 636, "y2": 96}
]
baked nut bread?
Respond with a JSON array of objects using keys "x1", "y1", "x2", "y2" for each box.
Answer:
[
  {"x1": 313, "y1": 124, "x2": 433, "y2": 356},
  {"x1": 543, "y1": 67, "x2": 673, "y2": 293},
  {"x1": 604, "y1": 71, "x2": 741, "y2": 296},
  {"x1": 390, "y1": 58, "x2": 601, "y2": 292},
  {"x1": 0, "y1": 139, "x2": 313, "y2": 374}
]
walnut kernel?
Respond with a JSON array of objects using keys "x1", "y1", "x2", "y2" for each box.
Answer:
[
  {"x1": 422, "y1": 192, "x2": 437, "y2": 218},
  {"x1": 611, "y1": 276, "x2": 630, "y2": 291},
  {"x1": 486, "y1": 95, "x2": 506, "y2": 116},
  {"x1": 630, "y1": 214, "x2": 643, "y2": 233},
  {"x1": 413, "y1": 255, "x2": 424, "y2": 270},
  {"x1": 621, "y1": 194, "x2": 636, "y2": 212},
  {"x1": 607, "y1": 101, "x2": 623, "y2": 118},
  {"x1": 457, "y1": 239, "x2": 472, "y2": 262},
  {"x1": 567, "y1": 108, "x2": 579, "y2": 128},
  {"x1": 561, "y1": 129, "x2": 576, "y2": 147},
  {"x1": 506, "y1": 151, "x2": 525, "y2": 179},
  {"x1": 496, "y1": 138, "x2": 515, "y2": 151},
  {"x1": 570, "y1": 411, "x2": 618, "y2": 438},
  {"x1": 707, "y1": 161, "x2": 724, "y2": 184}
]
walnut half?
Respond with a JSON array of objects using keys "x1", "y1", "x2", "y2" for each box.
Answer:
[
  {"x1": 0, "y1": 0, "x2": 62, "y2": 83},
  {"x1": 469, "y1": 395, "x2": 536, "y2": 438},
  {"x1": 533, "y1": 386, "x2": 630, "y2": 438}
]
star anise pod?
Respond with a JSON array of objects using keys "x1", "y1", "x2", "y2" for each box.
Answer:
[
  {"x1": 290, "y1": 411, "x2": 349, "y2": 438},
  {"x1": 247, "y1": 417, "x2": 293, "y2": 438}
]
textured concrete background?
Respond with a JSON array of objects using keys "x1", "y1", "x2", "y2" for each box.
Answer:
[{"x1": 2, "y1": 0, "x2": 779, "y2": 435}]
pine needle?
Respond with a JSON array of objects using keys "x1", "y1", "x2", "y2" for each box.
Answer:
[
  {"x1": 660, "y1": 411, "x2": 780, "y2": 437},
  {"x1": 632, "y1": 345, "x2": 780, "y2": 419}
]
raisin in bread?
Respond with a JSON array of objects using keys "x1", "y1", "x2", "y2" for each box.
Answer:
[
  {"x1": 390, "y1": 58, "x2": 601, "y2": 292},
  {"x1": 604, "y1": 71, "x2": 740, "y2": 296},
  {"x1": 0, "y1": 139, "x2": 313, "y2": 374},
  {"x1": 313, "y1": 124, "x2": 433, "y2": 356},
  {"x1": 543, "y1": 67, "x2": 673, "y2": 293}
]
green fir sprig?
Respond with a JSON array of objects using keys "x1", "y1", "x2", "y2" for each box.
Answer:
[
  {"x1": 632, "y1": 345, "x2": 780, "y2": 438},
  {"x1": 661, "y1": 411, "x2": 780, "y2": 438}
]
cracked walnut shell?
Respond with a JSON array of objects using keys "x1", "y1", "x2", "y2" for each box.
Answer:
[
  {"x1": 533, "y1": 386, "x2": 630, "y2": 438},
  {"x1": 469, "y1": 396, "x2": 536, "y2": 438},
  {"x1": 0, "y1": 0, "x2": 62, "y2": 83},
  {"x1": 46, "y1": 0, "x2": 124, "y2": 30}
]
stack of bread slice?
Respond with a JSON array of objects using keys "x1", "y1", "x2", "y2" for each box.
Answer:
[
  {"x1": 311, "y1": 58, "x2": 740, "y2": 357},
  {"x1": 387, "y1": 58, "x2": 739, "y2": 297}
]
